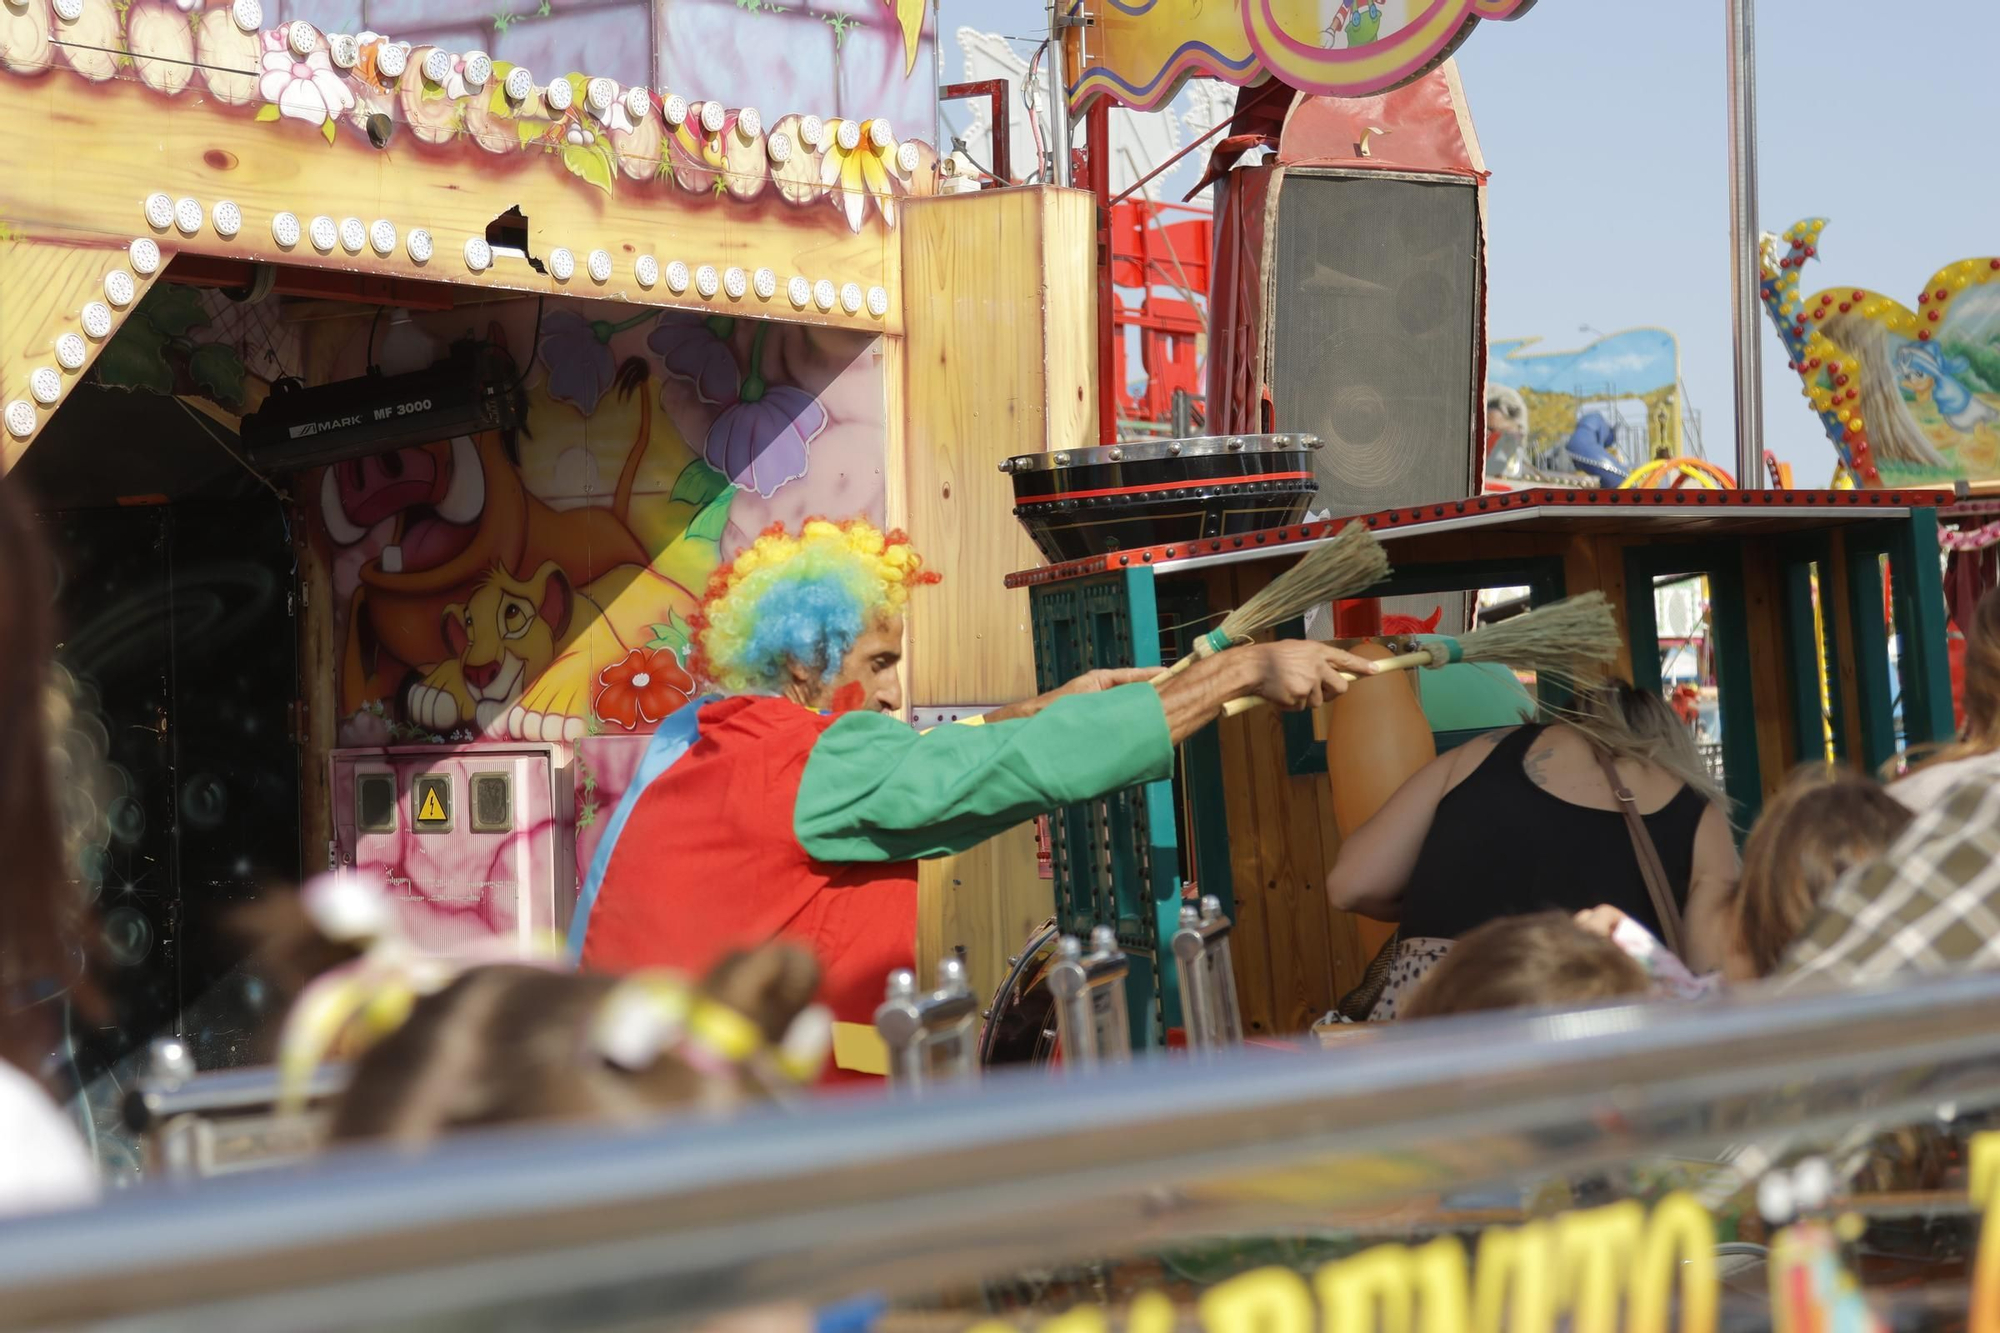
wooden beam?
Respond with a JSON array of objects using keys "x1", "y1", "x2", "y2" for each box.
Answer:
[
  {"x1": 0, "y1": 72, "x2": 902, "y2": 342},
  {"x1": 1, "y1": 232, "x2": 166, "y2": 467},
  {"x1": 166, "y1": 255, "x2": 458, "y2": 310}
]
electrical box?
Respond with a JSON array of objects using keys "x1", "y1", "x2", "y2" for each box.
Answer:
[{"x1": 329, "y1": 743, "x2": 571, "y2": 954}]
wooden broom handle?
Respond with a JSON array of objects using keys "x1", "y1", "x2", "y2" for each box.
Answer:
[{"x1": 1217, "y1": 648, "x2": 1439, "y2": 716}]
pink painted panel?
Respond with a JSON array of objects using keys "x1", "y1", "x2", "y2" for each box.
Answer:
[
  {"x1": 330, "y1": 743, "x2": 570, "y2": 954},
  {"x1": 573, "y1": 732, "x2": 652, "y2": 892}
]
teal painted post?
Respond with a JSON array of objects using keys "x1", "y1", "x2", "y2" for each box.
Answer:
[
  {"x1": 1892, "y1": 508, "x2": 1955, "y2": 749},
  {"x1": 1844, "y1": 536, "x2": 1897, "y2": 775},
  {"x1": 1703, "y1": 557, "x2": 1763, "y2": 827},
  {"x1": 1122, "y1": 566, "x2": 1181, "y2": 1049}
]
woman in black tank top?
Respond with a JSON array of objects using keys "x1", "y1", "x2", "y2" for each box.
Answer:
[
  {"x1": 1397, "y1": 723, "x2": 1706, "y2": 940},
  {"x1": 1327, "y1": 682, "x2": 1738, "y2": 1018}
]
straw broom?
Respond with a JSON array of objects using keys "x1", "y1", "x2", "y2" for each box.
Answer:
[
  {"x1": 1219, "y1": 591, "x2": 1622, "y2": 717},
  {"x1": 1154, "y1": 521, "x2": 1391, "y2": 691}
]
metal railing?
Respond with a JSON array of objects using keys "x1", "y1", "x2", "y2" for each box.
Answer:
[{"x1": 3, "y1": 970, "x2": 2000, "y2": 1330}]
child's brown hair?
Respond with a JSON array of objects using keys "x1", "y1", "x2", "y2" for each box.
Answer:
[
  {"x1": 328, "y1": 946, "x2": 821, "y2": 1147},
  {"x1": 1735, "y1": 765, "x2": 1911, "y2": 978},
  {"x1": 1399, "y1": 912, "x2": 1649, "y2": 1021}
]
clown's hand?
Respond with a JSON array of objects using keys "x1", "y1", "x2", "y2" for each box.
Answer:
[
  {"x1": 1054, "y1": 667, "x2": 1167, "y2": 696},
  {"x1": 983, "y1": 667, "x2": 1167, "y2": 724}
]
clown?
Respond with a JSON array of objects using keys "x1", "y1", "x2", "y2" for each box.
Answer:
[{"x1": 571, "y1": 518, "x2": 1373, "y2": 1063}]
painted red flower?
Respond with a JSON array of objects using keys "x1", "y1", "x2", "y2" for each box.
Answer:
[{"x1": 595, "y1": 647, "x2": 694, "y2": 731}]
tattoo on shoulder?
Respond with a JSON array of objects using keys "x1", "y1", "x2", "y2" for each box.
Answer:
[{"x1": 1522, "y1": 746, "x2": 1555, "y2": 788}]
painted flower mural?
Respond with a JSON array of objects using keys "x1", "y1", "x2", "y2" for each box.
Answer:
[
  {"x1": 540, "y1": 308, "x2": 657, "y2": 416},
  {"x1": 259, "y1": 31, "x2": 354, "y2": 139},
  {"x1": 821, "y1": 119, "x2": 902, "y2": 231},
  {"x1": 650, "y1": 315, "x2": 825, "y2": 499},
  {"x1": 596, "y1": 646, "x2": 693, "y2": 731}
]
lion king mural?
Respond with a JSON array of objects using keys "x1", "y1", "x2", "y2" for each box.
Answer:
[{"x1": 313, "y1": 298, "x2": 886, "y2": 746}]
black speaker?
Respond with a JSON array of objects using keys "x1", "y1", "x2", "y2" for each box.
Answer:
[{"x1": 1266, "y1": 170, "x2": 1484, "y2": 516}]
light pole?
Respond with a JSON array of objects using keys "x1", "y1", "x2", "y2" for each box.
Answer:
[{"x1": 1726, "y1": 0, "x2": 1764, "y2": 489}]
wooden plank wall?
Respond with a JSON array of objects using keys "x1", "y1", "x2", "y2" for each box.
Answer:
[
  {"x1": 1199, "y1": 563, "x2": 1371, "y2": 1035},
  {"x1": 899, "y1": 187, "x2": 1097, "y2": 1001}
]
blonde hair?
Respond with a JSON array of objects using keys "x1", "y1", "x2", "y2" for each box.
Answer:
[
  {"x1": 1400, "y1": 913, "x2": 1649, "y2": 1021},
  {"x1": 1559, "y1": 679, "x2": 1728, "y2": 809},
  {"x1": 1735, "y1": 764, "x2": 1911, "y2": 977}
]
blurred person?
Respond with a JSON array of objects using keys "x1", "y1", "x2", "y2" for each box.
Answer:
[
  {"x1": 1892, "y1": 585, "x2": 2000, "y2": 809},
  {"x1": 1734, "y1": 765, "x2": 1912, "y2": 980},
  {"x1": 1397, "y1": 912, "x2": 1649, "y2": 1021},
  {"x1": 1327, "y1": 680, "x2": 1738, "y2": 1017},
  {"x1": 0, "y1": 477, "x2": 97, "y2": 1215},
  {"x1": 1779, "y1": 777, "x2": 2000, "y2": 984},
  {"x1": 574, "y1": 519, "x2": 1378, "y2": 1052}
]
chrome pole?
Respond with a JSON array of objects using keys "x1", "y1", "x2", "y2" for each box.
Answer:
[{"x1": 1726, "y1": 0, "x2": 1764, "y2": 487}]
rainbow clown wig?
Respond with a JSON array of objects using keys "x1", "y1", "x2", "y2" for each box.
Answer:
[{"x1": 690, "y1": 518, "x2": 937, "y2": 695}]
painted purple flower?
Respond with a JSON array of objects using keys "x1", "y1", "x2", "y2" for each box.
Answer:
[
  {"x1": 707, "y1": 384, "x2": 827, "y2": 499},
  {"x1": 539, "y1": 308, "x2": 654, "y2": 414},
  {"x1": 648, "y1": 313, "x2": 740, "y2": 406}
]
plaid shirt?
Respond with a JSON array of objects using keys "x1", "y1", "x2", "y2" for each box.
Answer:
[{"x1": 1779, "y1": 777, "x2": 2000, "y2": 986}]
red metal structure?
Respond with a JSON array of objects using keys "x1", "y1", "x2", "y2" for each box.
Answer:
[{"x1": 1110, "y1": 200, "x2": 1212, "y2": 432}]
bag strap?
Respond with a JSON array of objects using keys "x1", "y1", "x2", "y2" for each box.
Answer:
[{"x1": 1591, "y1": 748, "x2": 1689, "y2": 959}]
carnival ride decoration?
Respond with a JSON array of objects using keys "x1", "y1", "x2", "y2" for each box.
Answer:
[
  {"x1": 1066, "y1": 0, "x2": 1538, "y2": 114},
  {"x1": 1622, "y1": 457, "x2": 1738, "y2": 490},
  {"x1": 1760, "y1": 219, "x2": 2000, "y2": 489},
  {"x1": 0, "y1": 5, "x2": 941, "y2": 461},
  {"x1": 1486, "y1": 329, "x2": 1689, "y2": 491}
]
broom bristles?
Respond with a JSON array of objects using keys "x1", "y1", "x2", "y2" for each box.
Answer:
[
  {"x1": 1215, "y1": 521, "x2": 1391, "y2": 644},
  {"x1": 1446, "y1": 592, "x2": 1622, "y2": 692}
]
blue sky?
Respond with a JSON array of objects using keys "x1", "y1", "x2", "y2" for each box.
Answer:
[{"x1": 940, "y1": 0, "x2": 2000, "y2": 486}]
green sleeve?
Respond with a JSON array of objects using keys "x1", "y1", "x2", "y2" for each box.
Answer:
[{"x1": 795, "y1": 683, "x2": 1174, "y2": 863}]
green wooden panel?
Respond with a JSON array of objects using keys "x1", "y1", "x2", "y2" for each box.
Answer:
[{"x1": 1621, "y1": 542, "x2": 1762, "y2": 829}]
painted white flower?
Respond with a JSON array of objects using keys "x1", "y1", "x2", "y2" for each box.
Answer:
[{"x1": 260, "y1": 46, "x2": 354, "y2": 125}]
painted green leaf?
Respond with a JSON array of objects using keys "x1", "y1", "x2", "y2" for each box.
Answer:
[
  {"x1": 685, "y1": 486, "x2": 738, "y2": 546},
  {"x1": 560, "y1": 139, "x2": 616, "y2": 194},
  {"x1": 487, "y1": 62, "x2": 514, "y2": 116},
  {"x1": 564, "y1": 73, "x2": 589, "y2": 108},
  {"x1": 254, "y1": 104, "x2": 281, "y2": 122},
  {"x1": 668, "y1": 458, "x2": 730, "y2": 512},
  {"x1": 517, "y1": 118, "x2": 548, "y2": 147},
  {"x1": 321, "y1": 116, "x2": 339, "y2": 145},
  {"x1": 92, "y1": 319, "x2": 174, "y2": 395},
  {"x1": 186, "y1": 342, "x2": 248, "y2": 409},
  {"x1": 139, "y1": 284, "x2": 210, "y2": 338},
  {"x1": 645, "y1": 611, "x2": 694, "y2": 656}
]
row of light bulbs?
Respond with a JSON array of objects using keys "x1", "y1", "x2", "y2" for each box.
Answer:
[
  {"x1": 6, "y1": 166, "x2": 903, "y2": 441},
  {"x1": 5, "y1": 266, "x2": 133, "y2": 440},
  {"x1": 144, "y1": 190, "x2": 890, "y2": 314}
]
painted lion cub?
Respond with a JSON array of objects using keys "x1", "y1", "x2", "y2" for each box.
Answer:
[{"x1": 406, "y1": 558, "x2": 697, "y2": 742}]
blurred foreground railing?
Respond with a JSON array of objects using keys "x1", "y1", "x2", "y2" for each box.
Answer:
[{"x1": 4, "y1": 971, "x2": 2000, "y2": 1331}]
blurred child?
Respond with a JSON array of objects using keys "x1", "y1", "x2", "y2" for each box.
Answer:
[{"x1": 1397, "y1": 912, "x2": 1650, "y2": 1021}]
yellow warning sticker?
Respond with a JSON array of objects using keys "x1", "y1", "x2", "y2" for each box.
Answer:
[{"x1": 413, "y1": 776, "x2": 451, "y2": 831}]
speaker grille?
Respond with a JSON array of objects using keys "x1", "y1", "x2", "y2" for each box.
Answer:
[{"x1": 1270, "y1": 172, "x2": 1481, "y2": 516}]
